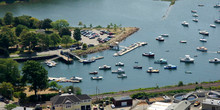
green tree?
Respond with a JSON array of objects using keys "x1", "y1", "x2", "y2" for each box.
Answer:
[
  {"x1": 15, "y1": 24, "x2": 28, "y2": 37},
  {"x1": 30, "y1": 17, "x2": 39, "y2": 29},
  {"x1": 37, "y1": 33, "x2": 50, "y2": 50},
  {"x1": 13, "y1": 15, "x2": 32, "y2": 27},
  {"x1": 113, "y1": 24, "x2": 117, "y2": 31},
  {"x1": 3, "y1": 12, "x2": 13, "y2": 25},
  {"x1": 0, "y1": 18, "x2": 3, "y2": 26},
  {"x1": 0, "y1": 58, "x2": 20, "y2": 86},
  {"x1": 73, "y1": 28, "x2": 81, "y2": 41},
  {"x1": 50, "y1": 33, "x2": 61, "y2": 47},
  {"x1": 49, "y1": 81, "x2": 62, "y2": 90},
  {"x1": 78, "y1": 21, "x2": 83, "y2": 26},
  {"x1": 62, "y1": 86, "x2": 81, "y2": 95},
  {"x1": 22, "y1": 60, "x2": 48, "y2": 96},
  {"x1": 42, "y1": 18, "x2": 52, "y2": 30},
  {"x1": 0, "y1": 27, "x2": 17, "y2": 50},
  {"x1": 0, "y1": 82, "x2": 14, "y2": 100},
  {"x1": 178, "y1": 81, "x2": 184, "y2": 87},
  {"x1": 82, "y1": 43, "x2": 87, "y2": 50},
  {"x1": 89, "y1": 24, "x2": 93, "y2": 28},
  {"x1": 20, "y1": 31, "x2": 38, "y2": 52},
  {"x1": 51, "y1": 19, "x2": 69, "y2": 30},
  {"x1": 59, "y1": 27, "x2": 71, "y2": 37},
  {"x1": 62, "y1": 35, "x2": 73, "y2": 48},
  {"x1": 5, "y1": 104, "x2": 17, "y2": 110},
  {"x1": 83, "y1": 24, "x2": 87, "y2": 28}
]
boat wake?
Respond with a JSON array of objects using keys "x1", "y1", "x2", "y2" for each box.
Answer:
[{"x1": 162, "y1": 5, "x2": 173, "y2": 20}]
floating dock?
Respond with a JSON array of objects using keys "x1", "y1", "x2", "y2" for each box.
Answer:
[
  {"x1": 114, "y1": 42, "x2": 147, "y2": 56},
  {"x1": 48, "y1": 77, "x2": 80, "y2": 83}
]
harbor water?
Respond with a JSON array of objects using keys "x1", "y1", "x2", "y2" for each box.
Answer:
[{"x1": 1, "y1": 0, "x2": 220, "y2": 94}]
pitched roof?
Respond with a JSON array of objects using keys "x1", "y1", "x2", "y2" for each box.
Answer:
[
  {"x1": 76, "y1": 94, "x2": 91, "y2": 100},
  {"x1": 50, "y1": 93, "x2": 91, "y2": 105}
]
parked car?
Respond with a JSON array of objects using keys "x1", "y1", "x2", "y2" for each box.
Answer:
[
  {"x1": 111, "y1": 104, "x2": 115, "y2": 109},
  {"x1": 88, "y1": 44, "x2": 95, "y2": 47},
  {"x1": 194, "y1": 101, "x2": 200, "y2": 107},
  {"x1": 76, "y1": 47, "x2": 81, "y2": 50}
]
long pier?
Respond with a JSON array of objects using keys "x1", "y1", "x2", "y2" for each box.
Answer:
[
  {"x1": 114, "y1": 42, "x2": 147, "y2": 56},
  {"x1": 48, "y1": 77, "x2": 80, "y2": 83}
]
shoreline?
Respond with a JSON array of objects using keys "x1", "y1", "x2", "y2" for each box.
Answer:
[
  {"x1": 73, "y1": 27, "x2": 139, "y2": 56},
  {"x1": 90, "y1": 80, "x2": 220, "y2": 99}
]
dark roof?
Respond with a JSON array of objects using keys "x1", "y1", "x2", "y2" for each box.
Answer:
[
  {"x1": 50, "y1": 93, "x2": 91, "y2": 105},
  {"x1": 76, "y1": 94, "x2": 91, "y2": 100},
  {"x1": 113, "y1": 96, "x2": 132, "y2": 101}
]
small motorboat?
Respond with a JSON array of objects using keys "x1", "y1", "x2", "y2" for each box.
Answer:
[
  {"x1": 156, "y1": 36, "x2": 165, "y2": 41},
  {"x1": 161, "y1": 34, "x2": 169, "y2": 37},
  {"x1": 215, "y1": 19, "x2": 220, "y2": 24},
  {"x1": 82, "y1": 59, "x2": 95, "y2": 64},
  {"x1": 199, "y1": 30, "x2": 209, "y2": 36},
  {"x1": 214, "y1": 4, "x2": 220, "y2": 8},
  {"x1": 192, "y1": 14, "x2": 198, "y2": 17},
  {"x1": 147, "y1": 67, "x2": 159, "y2": 73},
  {"x1": 89, "y1": 71, "x2": 98, "y2": 75},
  {"x1": 180, "y1": 55, "x2": 194, "y2": 63},
  {"x1": 209, "y1": 58, "x2": 220, "y2": 63},
  {"x1": 192, "y1": 19, "x2": 198, "y2": 22},
  {"x1": 181, "y1": 21, "x2": 189, "y2": 26},
  {"x1": 185, "y1": 71, "x2": 192, "y2": 74},
  {"x1": 112, "y1": 68, "x2": 125, "y2": 74},
  {"x1": 198, "y1": 4, "x2": 204, "y2": 7},
  {"x1": 154, "y1": 58, "x2": 168, "y2": 64},
  {"x1": 70, "y1": 76, "x2": 83, "y2": 81},
  {"x1": 217, "y1": 51, "x2": 220, "y2": 54},
  {"x1": 197, "y1": 46, "x2": 208, "y2": 52},
  {"x1": 117, "y1": 74, "x2": 127, "y2": 78},
  {"x1": 191, "y1": 10, "x2": 197, "y2": 13},
  {"x1": 133, "y1": 66, "x2": 142, "y2": 69},
  {"x1": 91, "y1": 76, "x2": 103, "y2": 80},
  {"x1": 115, "y1": 62, "x2": 124, "y2": 66},
  {"x1": 179, "y1": 40, "x2": 187, "y2": 43},
  {"x1": 99, "y1": 65, "x2": 111, "y2": 70},
  {"x1": 210, "y1": 24, "x2": 216, "y2": 28},
  {"x1": 164, "y1": 64, "x2": 177, "y2": 69},
  {"x1": 200, "y1": 39, "x2": 207, "y2": 42},
  {"x1": 142, "y1": 52, "x2": 155, "y2": 58},
  {"x1": 46, "y1": 61, "x2": 57, "y2": 67}
]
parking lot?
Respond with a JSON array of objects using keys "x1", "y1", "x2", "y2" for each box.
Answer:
[{"x1": 80, "y1": 29, "x2": 115, "y2": 46}]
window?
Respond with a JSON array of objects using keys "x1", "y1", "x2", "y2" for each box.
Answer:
[{"x1": 65, "y1": 102, "x2": 71, "y2": 108}]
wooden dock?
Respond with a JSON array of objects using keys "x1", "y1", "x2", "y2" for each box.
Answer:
[
  {"x1": 114, "y1": 42, "x2": 147, "y2": 56},
  {"x1": 48, "y1": 77, "x2": 80, "y2": 83},
  {"x1": 59, "y1": 54, "x2": 73, "y2": 64}
]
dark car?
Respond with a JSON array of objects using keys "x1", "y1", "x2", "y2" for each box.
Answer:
[
  {"x1": 88, "y1": 44, "x2": 95, "y2": 47},
  {"x1": 0, "y1": 95, "x2": 4, "y2": 102},
  {"x1": 76, "y1": 47, "x2": 81, "y2": 50}
]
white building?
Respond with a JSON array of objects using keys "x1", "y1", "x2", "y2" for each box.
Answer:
[{"x1": 202, "y1": 99, "x2": 220, "y2": 110}]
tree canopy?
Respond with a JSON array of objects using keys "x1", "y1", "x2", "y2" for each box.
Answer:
[
  {"x1": 62, "y1": 35, "x2": 73, "y2": 48},
  {"x1": 3, "y1": 12, "x2": 13, "y2": 25},
  {"x1": 22, "y1": 60, "x2": 48, "y2": 96},
  {"x1": 51, "y1": 19, "x2": 69, "y2": 30},
  {"x1": 50, "y1": 33, "x2": 61, "y2": 47},
  {"x1": 73, "y1": 28, "x2": 81, "y2": 41},
  {"x1": 41, "y1": 18, "x2": 52, "y2": 30},
  {"x1": 59, "y1": 27, "x2": 71, "y2": 37},
  {"x1": 0, "y1": 27, "x2": 17, "y2": 49},
  {"x1": 20, "y1": 30, "x2": 38, "y2": 51},
  {"x1": 0, "y1": 58, "x2": 20, "y2": 86},
  {"x1": 15, "y1": 24, "x2": 28, "y2": 37}
]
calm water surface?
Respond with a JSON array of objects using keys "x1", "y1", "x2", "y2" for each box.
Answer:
[{"x1": 1, "y1": 0, "x2": 220, "y2": 94}]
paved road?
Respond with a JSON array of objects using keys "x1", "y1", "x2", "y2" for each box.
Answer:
[
  {"x1": 91, "y1": 82, "x2": 220, "y2": 99},
  {"x1": 10, "y1": 49, "x2": 70, "y2": 58},
  {"x1": 0, "y1": 102, "x2": 6, "y2": 110}
]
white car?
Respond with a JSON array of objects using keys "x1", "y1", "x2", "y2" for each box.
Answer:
[{"x1": 111, "y1": 104, "x2": 115, "y2": 109}]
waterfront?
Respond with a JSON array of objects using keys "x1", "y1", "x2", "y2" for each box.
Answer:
[{"x1": 2, "y1": 0, "x2": 220, "y2": 94}]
